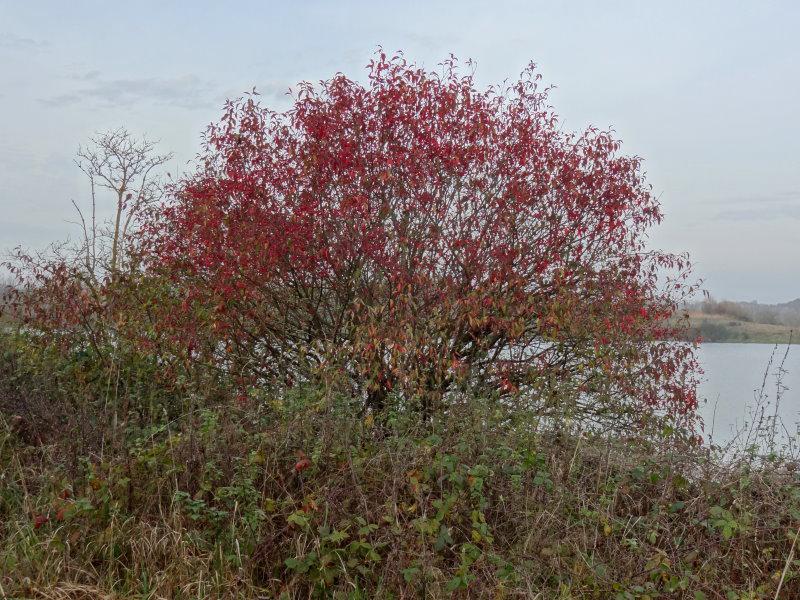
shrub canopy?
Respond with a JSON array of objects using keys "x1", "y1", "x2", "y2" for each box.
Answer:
[{"x1": 149, "y1": 53, "x2": 698, "y2": 426}]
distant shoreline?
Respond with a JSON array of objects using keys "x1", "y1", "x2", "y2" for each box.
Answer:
[
  {"x1": 681, "y1": 311, "x2": 797, "y2": 345},
  {"x1": 697, "y1": 339, "x2": 798, "y2": 345}
]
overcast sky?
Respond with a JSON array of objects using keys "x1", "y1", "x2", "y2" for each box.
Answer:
[{"x1": 1, "y1": 1, "x2": 798, "y2": 302}]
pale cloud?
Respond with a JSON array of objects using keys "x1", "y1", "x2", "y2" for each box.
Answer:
[
  {"x1": 712, "y1": 190, "x2": 800, "y2": 205},
  {"x1": 0, "y1": 32, "x2": 49, "y2": 50},
  {"x1": 39, "y1": 71, "x2": 293, "y2": 110},
  {"x1": 39, "y1": 73, "x2": 219, "y2": 109},
  {"x1": 39, "y1": 93, "x2": 83, "y2": 108},
  {"x1": 715, "y1": 191, "x2": 800, "y2": 221},
  {"x1": 717, "y1": 204, "x2": 800, "y2": 222},
  {"x1": 68, "y1": 70, "x2": 102, "y2": 82}
]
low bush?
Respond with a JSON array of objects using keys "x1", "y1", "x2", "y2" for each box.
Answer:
[{"x1": 1, "y1": 333, "x2": 798, "y2": 598}]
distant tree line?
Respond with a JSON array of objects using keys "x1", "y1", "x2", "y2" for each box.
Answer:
[{"x1": 695, "y1": 298, "x2": 800, "y2": 327}]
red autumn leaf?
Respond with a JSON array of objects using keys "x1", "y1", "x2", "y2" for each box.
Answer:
[{"x1": 33, "y1": 514, "x2": 49, "y2": 529}]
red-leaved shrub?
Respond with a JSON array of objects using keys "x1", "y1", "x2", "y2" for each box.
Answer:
[{"x1": 148, "y1": 53, "x2": 699, "y2": 429}]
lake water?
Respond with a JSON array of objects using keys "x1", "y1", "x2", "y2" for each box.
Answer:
[{"x1": 697, "y1": 343, "x2": 800, "y2": 447}]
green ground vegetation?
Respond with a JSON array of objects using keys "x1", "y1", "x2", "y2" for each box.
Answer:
[{"x1": 2, "y1": 329, "x2": 799, "y2": 599}]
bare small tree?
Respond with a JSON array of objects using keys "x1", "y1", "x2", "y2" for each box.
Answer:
[
  {"x1": 72, "y1": 128, "x2": 173, "y2": 283},
  {"x1": 3, "y1": 129, "x2": 173, "y2": 320}
]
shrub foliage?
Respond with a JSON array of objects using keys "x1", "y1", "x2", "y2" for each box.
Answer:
[{"x1": 148, "y1": 53, "x2": 698, "y2": 427}]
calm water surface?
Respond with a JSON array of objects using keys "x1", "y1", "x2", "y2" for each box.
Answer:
[{"x1": 697, "y1": 343, "x2": 799, "y2": 445}]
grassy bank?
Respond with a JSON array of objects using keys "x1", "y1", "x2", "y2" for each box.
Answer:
[
  {"x1": 2, "y1": 335, "x2": 800, "y2": 599},
  {"x1": 684, "y1": 312, "x2": 796, "y2": 345}
]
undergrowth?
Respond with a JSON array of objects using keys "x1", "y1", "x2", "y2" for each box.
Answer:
[{"x1": 1, "y1": 333, "x2": 799, "y2": 599}]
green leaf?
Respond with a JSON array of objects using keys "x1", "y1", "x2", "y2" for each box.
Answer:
[
  {"x1": 287, "y1": 511, "x2": 310, "y2": 529},
  {"x1": 722, "y1": 524, "x2": 733, "y2": 540},
  {"x1": 284, "y1": 557, "x2": 300, "y2": 570},
  {"x1": 402, "y1": 566, "x2": 420, "y2": 583},
  {"x1": 669, "y1": 501, "x2": 685, "y2": 513},
  {"x1": 446, "y1": 575, "x2": 466, "y2": 592},
  {"x1": 434, "y1": 524, "x2": 454, "y2": 552},
  {"x1": 325, "y1": 529, "x2": 349, "y2": 544}
]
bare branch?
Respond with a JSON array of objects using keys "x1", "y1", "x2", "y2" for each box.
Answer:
[{"x1": 73, "y1": 128, "x2": 173, "y2": 277}]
